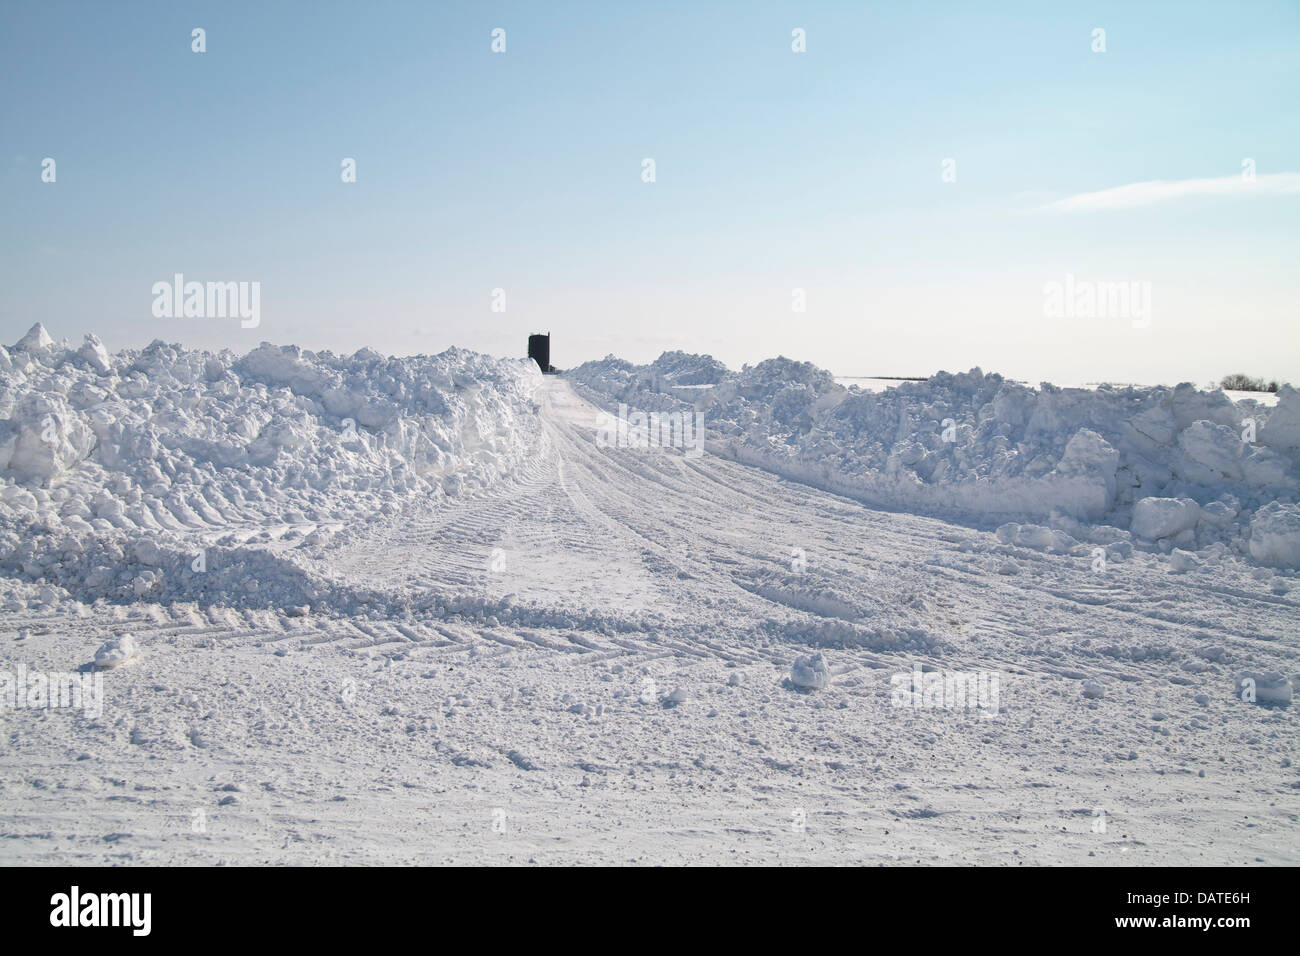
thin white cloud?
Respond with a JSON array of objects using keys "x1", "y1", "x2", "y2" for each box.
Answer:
[{"x1": 1039, "y1": 172, "x2": 1300, "y2": 213}]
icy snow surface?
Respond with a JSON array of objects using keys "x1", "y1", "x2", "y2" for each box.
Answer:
[{"x1": 1, "y1": 331, "x2": 1297, "y2": 865}]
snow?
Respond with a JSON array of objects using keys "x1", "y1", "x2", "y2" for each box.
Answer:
[
  {"x1": 789, "y1": 653, "x2": 830, "y2": 690},
  {"x1": 93, "y1": 633, "x2": 140, "y2": 669},
  {"x1": 0, "y1": 325, "x2": 544, "y2": 607},
  {"x1": 13, "y1": 323, "x2": 54, "y2": 354},
  {"x1": 1, "y1": 331, "x2": 1297, "y2": 865},
  {"x1": 1248, "y1": 502, "x2": 1300, "y2": 567},
  {"x1": 1259, "y1": 386, "x2": 1300, "y2": 449},
  {"x1": 1236, "y1": 673, "x2": 1294, "y2": 707},
  {"x1": 570, "y1": 353, "x2": 1300, "y2": 567},
  {"x1": 1131, "y1": 497, "x2": 1201, "y2": 541}
]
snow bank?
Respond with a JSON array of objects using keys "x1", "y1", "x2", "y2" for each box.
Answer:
[
  {"x1": 0, "y1": 325, "x2": 544, "y2": 604},
  {"x1": 568, "y1": 353, "x2": 1300, "y2": 566}
]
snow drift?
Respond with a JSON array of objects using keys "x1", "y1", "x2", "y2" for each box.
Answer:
[
  {"x1": 568, "y1": 353, "x2": 1300, "y2": 566},
  {"x1": 0, "y1": 325, "x2": 544, "y2": 606}
]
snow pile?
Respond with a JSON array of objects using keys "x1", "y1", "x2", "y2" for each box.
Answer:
[
  {"x1": 568, "y1": 353, "x2": 1300, "y2": 566},
  {"x1": 0, "y1": 325, "x2": 544, "y2": 604},
  {"x1": 568, "y1": 351, "x2": 730, "y2": 408}
]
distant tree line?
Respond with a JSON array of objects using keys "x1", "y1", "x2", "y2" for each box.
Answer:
[{"x1": 1220, "y1": 373, "x2": 1281, "y2": 393}]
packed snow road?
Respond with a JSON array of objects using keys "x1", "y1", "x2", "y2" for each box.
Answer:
[{"x1": 2, "y1": 378, "x2": 1297, "y2": 865}]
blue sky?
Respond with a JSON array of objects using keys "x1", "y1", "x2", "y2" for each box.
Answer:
[{"x1": 2, "y1": 0, "x2": 1297, "y2": 385}]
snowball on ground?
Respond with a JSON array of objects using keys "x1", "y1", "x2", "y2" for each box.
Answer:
[
  {"x1": 94, "y1": 633, "x2": 139, "y2": 669},
  {"x1": 790, "y1": 653, "x2": 829, "y2": 690}
]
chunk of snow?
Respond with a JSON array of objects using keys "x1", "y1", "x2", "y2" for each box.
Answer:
[
  {"x1": 1248, "y1": 502, "x2": 1300, "y2": 567},
  {"x1": 1259, "y1": 386, "x2": 1300, "y2": 453},
  {"x1": 94, "y1": 634, "x2": 140, "y2": 669},
  {"x1": 789, "y1": 653, "x2": 829, "y2": 690},
  {"x1": 1176, "y1": 420, "x2": 1243, "y2": 482},
  {"x1": 1131, "y1": 496, "x2": 1200, "y2": 541},
  {"x1": 77, "y1": 333, "x2": 113, "y2": 374},
  {"x1": 13, "y1": 322, "x2": 54, "y2": 354},
  {"x1": 1235, "y1": 672, "x2": 1293, "y2": 706}
]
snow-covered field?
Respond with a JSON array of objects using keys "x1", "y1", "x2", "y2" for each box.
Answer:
[{"x1": 2, "y1": 331, "x2": 1297, "y2": 865}]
